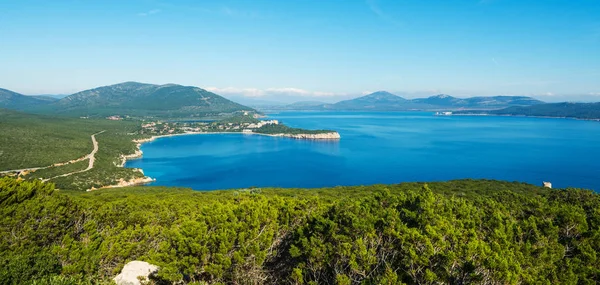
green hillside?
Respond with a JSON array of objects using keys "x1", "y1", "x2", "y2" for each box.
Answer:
[
  {"x1": 0, "y1": 109, "x2": 131, "y2": 170},
  {"x1": 0, "y1": 88, "x2": 54, "y2": 111},
  {"x1": 0, "y1": 109, "x2": 335, "y2": 191},
  {"x1": 412, "y1": 94, "x2": 543, "y2": 108},
  {"x1": 455, "y1": 102, "x2": 600, "y2": 120},
  {"x1": 35, "y1": 82, "x2": 255, "y2": 118},
  {"x1": 0, "y1": 109, "x2": 145, "y2": 190},
  {"x1": 331, "y1": 91, "x2": 423, "y2": 111},
  {"x1": 1, "y1": 178, "x2": 599, "y2": 284},
  {"x1": 318, "y1": 92, "x2": 543, "y2": 111},
  {"x1": 490, "y1": 102, "x2": 600, "y2": 119}
]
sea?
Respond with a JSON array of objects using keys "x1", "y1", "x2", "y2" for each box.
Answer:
[{"x1": 125, "y1": 112, "x2": 600, "y2": 191}]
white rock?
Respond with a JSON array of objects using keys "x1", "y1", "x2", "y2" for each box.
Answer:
[
  {"x1": 113, "y1": 261, "x2": 159, "y2": 285},
  {"x1": 280, "y1": 132, "x2": 341, "y2": 140}
]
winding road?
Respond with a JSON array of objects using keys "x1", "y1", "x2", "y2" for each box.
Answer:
[
  {"x1": 43, "y1": 130, "x2": 105, "y2": 181},
  {"x1": 0, "y1": 131, "x2": 106, "y2": 180}
]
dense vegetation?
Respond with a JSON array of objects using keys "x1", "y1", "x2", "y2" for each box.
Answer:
[
  {"x1": 0, "y1": 109, "x2": 145, "y2": 190},
  {"x1": 29, "y1": 82, "x2": 255, "y2": 119},
  {"x1": 0, "y1": 109, "x2": 138, "y2": 170},
  {"x1": 456, "y1": 102, "x2": 600, "y2": 120},
  {"x1": 273, "y1": 93, "x2": 544, "y2": 111},
  {"x1": 1, "y1": 109, "x2": 338, "y2": 190},
  {"x1": 412, "y1": 95, "x2": 543, "y2": 108},
  {"x1": 1, "y1": 178, "x2": 598, "y2": 284},
  {"x1": 254, "y1": 124, "x2": 334, "y2": 135},
  {"x1": 0, "y1": 88, "x2": 56, "y2": 111},
  {"x1": 218, "y1": 114, "x2": 260, "y2": 124}
]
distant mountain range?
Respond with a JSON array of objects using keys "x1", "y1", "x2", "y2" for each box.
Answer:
[
  {"x1": 455, "y1": 102, "x2": 600, "y2": 120},
  {"x1": 267, "y1": 91, "x2": 545, "y2": 111},
  {"x1": 0, "y1": 88, "x2": 57, "y2": 111},
  {"x1": 411, "y1": 94, "x2": 543, "y2": 108},
  {"x1": 5, "y1": 85, "x2": 595, "y2": 120},
  {"x1": 0, "y1": 82, "x2": 255, "y2": 118}
]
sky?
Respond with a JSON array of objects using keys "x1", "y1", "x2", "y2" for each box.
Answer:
[{"x1": 1, "y1": 0, "x2": 599, "y2": 103}]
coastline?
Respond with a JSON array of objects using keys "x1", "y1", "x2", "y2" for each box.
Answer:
[
  {"x1": 106, "y1": 130, "x2": 341, "y2": 190},
  {"x1": 450, "y1": 113, "x2": 600, "y2": 122}
]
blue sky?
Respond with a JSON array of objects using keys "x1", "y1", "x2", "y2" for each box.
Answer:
[{"x1": 1, "y1": 0, "x2": 599, "y2": 102}]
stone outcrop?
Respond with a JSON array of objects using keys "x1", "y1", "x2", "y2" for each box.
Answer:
[
  {"x1": 87, "y1": 169, "x2": 155, "y2": 191},
  {"x1": 118, "y1": 149, "x2": 143, "y2": 167},
  {"x1": 276, "y1": 132, "x2": 341, "y2": 140},
  {"x1": 113, "y1": 261, "x2": 159, "y2": 285},
  {"x1": 107, "y1": 176, "x2": 155, "y2": 188}
]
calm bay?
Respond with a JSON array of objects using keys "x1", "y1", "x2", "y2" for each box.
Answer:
[{"x1": 125, "y1": 112, "x2": 600, "y2": 191}]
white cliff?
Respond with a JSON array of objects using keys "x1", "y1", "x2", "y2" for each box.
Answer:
[{"x1": 272, "y1": 132, "x2": 341, "y2": 140}]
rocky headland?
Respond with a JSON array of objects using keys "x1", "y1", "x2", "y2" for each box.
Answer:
[{"x1": 267, "y1": 131, "x2": 341, "y2": 140}]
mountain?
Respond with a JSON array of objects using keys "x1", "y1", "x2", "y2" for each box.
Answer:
[
  {"x1": 281, "y1": 101, "x2": 329, "y2": 110},
  {"x1": 1, "y1": 84, "x2": 547, "y2": 115},
  {"x1": 474, "y1": 102, "x2": 600, "y2": 120},
  {"x1": 46, "y1": 82, "x2": 255, "y2": 118},
  {"x1": 324, "y1": 92, "x2": 544, "y2": 111},
  {"x1": 34, "y1": 94, "x2": 69, "y2": 100},
  {"x1": 0, "y1": 88, "x2": 55, "y2": 111},
  {"x1": 287, "y1": 101, "x2": 329, "y2": 107},
  {"x1": 288, "y1": 92, "x2": 545, "y2": 111},
  {"x1": 412, "y1": 94, "x2": 543, "y2": 108},
  {"x1": 31, "y1": 95, "x2": 60, "y2": 102},
  {"x1": 331, "y1": 91, "x2": 425, "y2": 110},
  {"x1": 461, "y1": 96, "x2": 544, "y2": 108},
  {"x1": 412, "y1": 94, "x2": 467, "y2": 106},
  {"x1": 220, "y1": 96, "x2": 286, "y2": 108}
]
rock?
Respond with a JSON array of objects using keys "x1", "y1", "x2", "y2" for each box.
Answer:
[
  {"x1": 113, "y1": 261, "x2": 159, "y2": 285},
  {"x1": 274, "y1": 132, "x2": 341, "y2": 140}
]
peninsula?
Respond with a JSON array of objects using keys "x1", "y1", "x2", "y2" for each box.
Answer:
[
  {"x1": 0, "y1": 109, "x2": 340, "y2": 191},
  {"x1": 137, "y1": 113, "x2": 341, "y2": 141},
  {"x1": 453, "y1": 102, "x2": 600, "y2": 121}
]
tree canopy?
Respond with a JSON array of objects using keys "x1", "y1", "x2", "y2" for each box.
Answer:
[{"x1": 1, "y1": 178, "x2": 599, "y2": 284}]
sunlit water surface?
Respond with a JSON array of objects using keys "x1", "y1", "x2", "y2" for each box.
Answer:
[{"x1": 126, "y1": 112, "x2": 600, "y2": 191}]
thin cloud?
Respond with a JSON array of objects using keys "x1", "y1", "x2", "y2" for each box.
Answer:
[
  {"x1": 365, "y1": 0, "x2": 402, "y2": 26},
  {"x1": 206, "y1": 87, "x2": 342, "y2": 98},
  {"x1": 205, "y1": 87, "x2": 265, "y2": 97},
  {"x1": 138, "y1": 9, "x2": 161, "y2": 17}
]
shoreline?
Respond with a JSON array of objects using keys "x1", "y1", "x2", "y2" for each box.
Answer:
[
  {"x1": 449, "y1": 113, "x2": 600, "y2": 122},
  {"x1": 107, "y1": 130, "x2": 340, "y2": 190}
]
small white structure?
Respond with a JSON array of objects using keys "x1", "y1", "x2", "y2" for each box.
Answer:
[
  {"x1": 246, "y1": 120, "x2": 280, "y2": 129},
  {"x1": 543, "y1": 181, "x2": 552, "y2": 188},
  {"x1": 113, "y1": 261, "x2": 159, "y2": 285}
]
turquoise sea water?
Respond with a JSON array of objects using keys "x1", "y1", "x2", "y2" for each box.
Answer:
[{"x1": 126, "y1": 112, "x2": 600, "y2": 191}]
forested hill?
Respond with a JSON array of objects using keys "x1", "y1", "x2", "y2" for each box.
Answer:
[
  {"x1": 2, "y1": 178, "x2": 599, "y2": 284},
  {"x1": 0, "y1": 108, "x2": 145, "y2": 190},
  {"x1": 273, "y1": 92, "x2": 544, "y2": 111},
  {"x1": 412, "y1": 94, "x2": 544, "y2": 108},
  {"x1": 44, "y1": 82, "x2": 255, "y2": 118},
  {"x1": 0, "y1": 88, "x2": 54, "y2": 111},
  {"x1": 0, "y1": 82, "x2": 256, "y2": 118},
  {"x1": 456, "y1": 102, "x2": 600, "y2": 120}
]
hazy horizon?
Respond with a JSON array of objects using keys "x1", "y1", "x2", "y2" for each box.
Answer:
[
  {"x1": 8, "y1": 82, "x2": 600, "y2": 104},
  {"x1": 1, "y1": 0, "x2": 599, "y2": 103}
]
